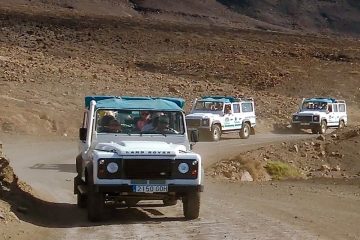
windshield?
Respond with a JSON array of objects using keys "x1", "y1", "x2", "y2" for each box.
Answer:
[
  {"x1": 95, "y1": 109, "x2": 185, "y2": 135},
  {"x1": 194, "y1": 101, "x2": 224, "y2": 111},
  {"x1": 301, "y1": 101, "x2": 327, "y2": 111}
]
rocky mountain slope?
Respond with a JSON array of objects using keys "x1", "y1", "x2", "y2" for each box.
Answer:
[
  {"x1": 0, "y1": 4, "x2": 359, "y2": 135},
  {"x1": 1, "y1": 0, "x2": 360, "y2": 36},
  {"x1": 208, "y1": 126, "x2": 360, "y2": 181}
]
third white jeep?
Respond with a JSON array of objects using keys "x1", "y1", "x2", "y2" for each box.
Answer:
[
  {"x1": 185, "y1": 96, "x2": 256, "y2": 141},
  {"x1": 291, "y1": 97, "x2": 347, "y2": 134}
]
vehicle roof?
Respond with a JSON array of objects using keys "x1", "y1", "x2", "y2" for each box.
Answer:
[
  {"x1": 303, "y1": 97, "x2": 340, "y2": 103},
  {"x1": 85, "y1": 96, "x2": 185, "y2": 111},
  {"x1": 199, "y1": 96, "x2": 252, "y2": 103}
]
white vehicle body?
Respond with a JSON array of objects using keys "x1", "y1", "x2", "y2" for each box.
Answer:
[
  {"x1": 185, "y1": 96, "x2": 256, "y2": 141},
  {"x1": 74, "y1": 96, "x2": 203, "y2": 221},
  {"x1": 291, "y1": 97, "x2": 347, "y2": 134}
]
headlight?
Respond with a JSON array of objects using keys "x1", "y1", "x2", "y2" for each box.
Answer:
[
  {"x1": 201, "y1": 118, "x2": 210, "y2": 126},
  {"x1": 178, "y1": 163, "x2": 189, "y2": 174},
  {"x1": 313, "y1": 115, "x2": 319, "y2": 121},
  {"x1": 293, "y1": 115, "x2": 299, "y2": 121},
  {"x1": 106, "y1": 162, "x2": 119, "y2": 173}
]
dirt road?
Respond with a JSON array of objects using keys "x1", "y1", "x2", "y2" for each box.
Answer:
[{"x1": 1, "y1": 133, "x2": 360, "y2": 240}]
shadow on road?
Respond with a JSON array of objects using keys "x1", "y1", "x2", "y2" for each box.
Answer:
[
  {"x1": 30, "y1": 163, "x2": 77, "y2": 173},
  {"x1": 3, "y1": 178, "x2": 186, "y2": 228}
]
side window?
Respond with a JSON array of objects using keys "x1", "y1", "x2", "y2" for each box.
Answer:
[
  {"x1": 333, "y1": 104, "x2": 338, "y2": 112},
  {"x1": 233, "y1": 104, "x2": 240, "y2": 113},
  {"x1": 339, "y1": 104, "x2": 346, "y2": 112},
  {"x1": 328, "y1": 104, "x2": 333, "y2": 112},
  {"x1": 224, "y1": 104, "x2": 232, "y2": 114},
  {"x1": 241, "y1": 103, "x2": 253, "y2": 112}
]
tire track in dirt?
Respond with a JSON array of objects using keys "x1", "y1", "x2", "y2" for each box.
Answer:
[{"x1": 62, "y1": 190, "x2": 316, "y2": 240}]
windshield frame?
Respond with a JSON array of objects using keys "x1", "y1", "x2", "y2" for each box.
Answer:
[
  {"x1": 193, "y1": 101, "x2": 224, "y2": 112},
  {"x1": 94, "y1": 109, "x2": 186, "y2": 135},
  {"x1": 301, "y1": 101, "x2": 328, "y2": 111}
]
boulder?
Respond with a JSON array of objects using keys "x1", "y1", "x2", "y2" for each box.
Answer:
[
  {"x1": 240, "y1": 170, "x2": 254, "y2": 182},
  {"x1": 317, "y1": 135, "x2": 326, "y2": 141}
]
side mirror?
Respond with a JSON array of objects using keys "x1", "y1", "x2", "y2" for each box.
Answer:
[
  {"x1": 190, "y1": 130, "x2": 199, "y2": 143},
  {"x1": 79, "y1": 128, "x2": 87, "y2": 141}
]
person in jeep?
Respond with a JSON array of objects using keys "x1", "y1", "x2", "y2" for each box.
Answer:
[
  {"x1": 99, "y1": 115, "x2": 122, "y2": 133},
  {"x1": 151, "y1": 115, "x2": 179, "y2": 134}
]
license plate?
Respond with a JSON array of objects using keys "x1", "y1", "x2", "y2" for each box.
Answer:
[
  {"x1": 132, "y1": 185, "x2": 168, "y2": 193},
  {"x1": 300, "y1": 123, "x2": 310, "y2": 125}
]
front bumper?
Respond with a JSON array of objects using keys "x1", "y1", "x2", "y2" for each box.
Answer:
[
  {"x1": 292, "y1": 122, "x2": 320, "y2": 129},
  {"x1": 94, "y1": 184, "x2": 204, "y2": 193}
]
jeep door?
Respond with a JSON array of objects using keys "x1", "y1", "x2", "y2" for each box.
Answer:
[
  {"x1": 222, "y1": 104, "x2": 236, "y2": 130},
  {"x1": 338, "y1": 103, "x2": 347, "y2": 124},
  {"x1": 232, "y1": 103, "x2": 242, "y2": 130},
  {"x1": 241, "y1": 102, "x2": 255, "y2": 126},
  {"x1": 327, "y1": 104, "x2": 338, "y2": 127}
]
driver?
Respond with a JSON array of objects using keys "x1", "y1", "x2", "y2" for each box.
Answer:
[
  {"x1": 100, "y1": 115, "x2": 122, "y2": 133},
  {"x1": 154, "y1": 115, "x2": 170, "y2": 133}
]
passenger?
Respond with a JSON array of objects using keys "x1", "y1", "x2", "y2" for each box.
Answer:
[
  {"x1": 215, "y1": 103, "x2": 222, "y2": 111},
  {"x1": 142, "y1": 112, "x2": 164, "y2": 131},
  {"x1": 224, "y1": 105, "x2": 232, "y2": 114},
  {"x1": 321, "y1": 103, "x2": 327, "y2": 110},
  {"x1": 136, "y1": 111, "x2": 150, "y2": 130}
]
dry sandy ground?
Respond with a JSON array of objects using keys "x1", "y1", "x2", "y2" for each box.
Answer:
[{"x1": 0, "y1": 134, "x2": 359, "y2": 240}]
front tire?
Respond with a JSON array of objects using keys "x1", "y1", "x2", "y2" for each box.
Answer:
[
  {"x1": 319, "y1": 120, "x2": 327, "y2": 134},
  {"x1": 239, "y1": 122, "x2": 250, "y2": 139},
  {"x1": 209, "y1": 124, "x2": 221, "y2": 142},
  {"x1": 87, "y1": 170, "x2": 104, "y2": 222},
  {"x1": 311, "y1": 128, "x2": 318, "y2": 134},
  {"x1": 77, "y1": 194, "x2": 87, "y2": 208},
  {"x1": 292, "y1": 124, "x2": 301, "y2": 133},
  {"x1": 183, "y1": 192, "x2": 200, "y2": 220},
  {"x1": 339, "y1": 120, "x2": 345, "y2": 129}
]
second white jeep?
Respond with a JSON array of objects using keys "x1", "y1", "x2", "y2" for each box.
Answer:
[
  {"x1": 291, "y1": 97, "x2": 347, "y2": 134},
  {"x1": 185, "y1": 96, "x2": 256, "y2": 141}
]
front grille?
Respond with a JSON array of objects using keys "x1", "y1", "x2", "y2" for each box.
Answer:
[
  {"x1": 186, "y1": 119, "x2": 201, "y2": 127},
  {"x1": 123, "y1": 159, "x2": 172, "y2": 179},
  {"x1": 296, "y1": 116, "x2": 313, "y2": 122}
]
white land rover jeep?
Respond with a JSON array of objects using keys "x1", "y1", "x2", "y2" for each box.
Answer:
[
  {"x1": 185, "y1": 96, "x2": 256, "y2": 141},
  {"x1": 74, "y1": 96, "x2": 203, "y2": 222},
  {"x1": 291, "y1": 97, "x2": 347, "y2": 134}
]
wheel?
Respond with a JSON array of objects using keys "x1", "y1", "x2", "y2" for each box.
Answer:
[
  {"x1": 76, "y1": 155, "x2": 82, "y2": 175},
  {"x1": 292, "y1": 124, "x2": 301, "y2": 133},
  {"x1": 86, "y1": 170, "x2": 104, "y2": 222},
  {"x1": 339, "y1": 120, "x2": 345, "y2": 129},
  {"x1": 319, "y1": 120, "x2": 327, "y2": 134},
  {"x1": 163, "y1": 199, "x2": 177, "y2": 206},
  {"x1": 183, "y1": 192, "x2": 200, "y2": 220},
  {"x1": 77, "y1": 193, "x2": 87, "y2": 208},
  {"x1": 311, "y1": 128, "x2": 318, "y2": 134},
  {"x1": 209, "y1": 124, "x2": 221, "y2": 142},
  {"x1": 239, "y1": 122, "x2": 250, "y2": 139}
]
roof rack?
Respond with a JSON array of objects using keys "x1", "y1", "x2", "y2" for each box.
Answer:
[
  {"x1": 304, "y1": 97, "x2": 346, "y2": 104},
  {"x1": 200, "y1": 95, "x2": 254, "y2": 103}
]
